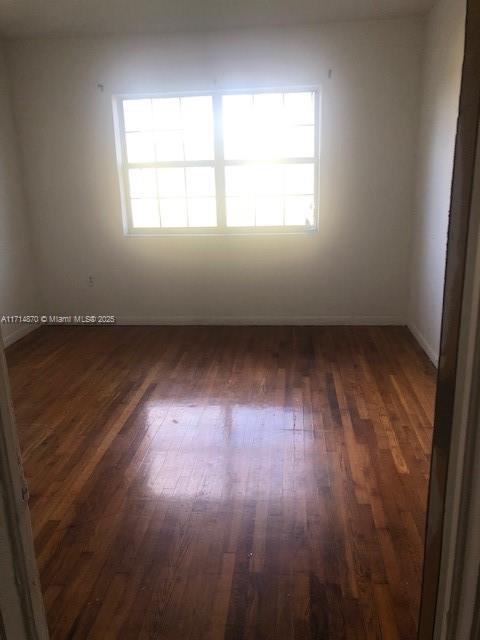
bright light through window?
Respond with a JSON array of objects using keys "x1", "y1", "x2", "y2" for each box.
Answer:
[
  {"x1": 223, "y1": 92, "x2": 315, "y2": 160},
  {"x1": 225, "y1": 165, "x2": 315, "y2": 227},
  {"x1": 117, "y1": 90, "x2": 319, "y2": 233}
]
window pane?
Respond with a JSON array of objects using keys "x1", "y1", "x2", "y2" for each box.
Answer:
[
  {"x1": 160, "y1": 199, "x2": 188, "y2": 227},
  {"x1": 224, "y1": 130, "x2": 250, "y2": 160},
  {"x1": 184, "y1": 130, "x2": 213, "y2": 161},
  {"x1": 181, "y1": 96, "x2": 213, "y2": 129},
  {"x1": 157, "y1": 168, "x2": 185, "y2": 198},
  {"x1": 254, "y1": 128, "x2": 284, "y2": 160},
  {"x1": 255, "y1": 197, "x2": 284, "y2": 226},
  {"x1": 123, "y1": 99, "x2": 153, "y2": 132},
  {"x1": 223, "y1": 95, "x2": 253, "y2": 160},
  {"x1": 126, "y1": 132, "x2": 155, "y2": 163},
  {"x1": 252, "y1": 165, "x2": 284, "y2": 196},
  {"x1": 131, "y1": 199, "x2": 160, "y2": 228},
  {"x1": 155, "y1": 131, "x2": 184, "y2": 161},
  {"x1": 152, "y1": 98, "x2": 182, "y2": 130},
  {"x1": 186, "y1": 167, "x2": 215, "y2": 197},
  {"x1": 223, "y1": 95, "x2": 253, "y2": 127},
  {"x1": 223, "y1": 92, "x2": 315, "y2": 161},
  {"x1": 129, "y1": 169, "x2": 157, "y2": 198},
  {"x1": 226, "y1": 197, "x2": 255, "y2": 227},
  {"x1": 283, "y1": 126, "x2": 314, "y2": 158},
  {"x1": 225, "y1": 164, "x2": 313, "y2": 227},
  {"x1": 284, "y1": 164, "x2": 314, "y2": 195},
  {"x1": 284, "y1": 92, "x2": 314, "y2": 125},
  {"x1": 226, "y1": 165, "x2": 285, "y2": 197},
  {"x1": 285, "y1": 195, "x2": 314, "y2": 226},
  {"x1": 253, "y1": 93, "x2": 283, "y2": 126},
  {"x1": 187, "y1": 198, "x2": 217, "y2": 227},
  {"x1": 225, "y1": 166, "x2": 253, "y2": 196},
  {"x1": 183, "y1": 97, "x2": 214, "y2": 160}
]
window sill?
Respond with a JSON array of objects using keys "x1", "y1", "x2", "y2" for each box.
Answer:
[{"x1": 123, "y1": 226, "x2": 318, "y2": 237}]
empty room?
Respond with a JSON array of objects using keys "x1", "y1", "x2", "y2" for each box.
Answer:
[{"x1": 0, "y1": 0, "x2": 476, "y2": 639}]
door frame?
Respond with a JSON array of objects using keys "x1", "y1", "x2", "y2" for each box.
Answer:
[
  {"x1": 0, "y1": 337, "x2": 49, "y2": 639},
  {"x1": 418, "y1": 0, "x2": 480, "y2": 637}
]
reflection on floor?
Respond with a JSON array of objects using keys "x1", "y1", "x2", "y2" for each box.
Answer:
[{"x1": 7, "y1": 325, "x2": 436, "y2": 640}]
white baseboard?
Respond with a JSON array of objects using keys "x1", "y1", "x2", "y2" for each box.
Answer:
[
  {"x1": 407, "y1": 322, "x2": 439, "y2": 366},
  {"x1": 116, "y1": 315, "x2": 401, "y2": 326},
  {"x1": 2, "y1": 323, "x2": 41, "y2": 348}
]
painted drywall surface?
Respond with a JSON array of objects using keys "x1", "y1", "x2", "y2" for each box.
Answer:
[
  {"x1": 6, "y1": 20, "x2": 422, "y2": 323},
  {"x1": 0, "y1": 0, "x2": 435, "y2": 38},
  {"x1": 408, "y1": 0, "x2": 466, "y2": 364},
  {"x1": 0, "y1": 46, "x2": 39, "y2": 346}
]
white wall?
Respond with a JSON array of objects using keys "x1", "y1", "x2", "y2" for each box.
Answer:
[
  {"x1": 5, "y1": 20, "x2": 423, "y2": 324},
  {"x1": 0, "y1": 45, "x2": 39, "y2": 346},
  {"x1": 408, "y1": 0, "x2": 466, "y2": 364}
]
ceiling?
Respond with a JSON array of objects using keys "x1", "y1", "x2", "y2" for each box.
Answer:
[{"x1": 0, "y1": 0, "x2": 435, "y2": 39}]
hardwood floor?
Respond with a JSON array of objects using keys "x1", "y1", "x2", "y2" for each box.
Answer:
[{"x1": 6, "y1": 326, "x2": 436, "y2": 640}]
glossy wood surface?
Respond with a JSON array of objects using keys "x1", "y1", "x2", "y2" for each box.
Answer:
[{"x1": 7, "y1": 326, "x2": 436, "y2": 640}]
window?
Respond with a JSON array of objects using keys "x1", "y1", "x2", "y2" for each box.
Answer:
[{"x1": 116, "y1": 89, "x2": 320, "y2": 234}]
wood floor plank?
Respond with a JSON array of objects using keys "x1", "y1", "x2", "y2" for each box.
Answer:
[{"x1": 6, "y1": 325, "x2": 436, "y2": 639}]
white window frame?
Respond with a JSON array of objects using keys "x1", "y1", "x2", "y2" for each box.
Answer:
[{"x1": 113, "y1": 87, "x2": 321, "y2": 236}]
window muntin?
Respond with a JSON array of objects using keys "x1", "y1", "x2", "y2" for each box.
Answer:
[{"x1": 117, "y1": 89, "x2": 319, "y2": 234}]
